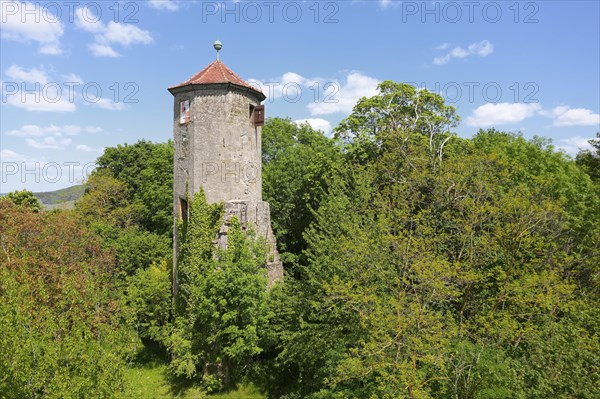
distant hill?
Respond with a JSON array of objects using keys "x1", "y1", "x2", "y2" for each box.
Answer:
[{"x1": 34, "y1": 185, "x2": 85, "y2": 209}]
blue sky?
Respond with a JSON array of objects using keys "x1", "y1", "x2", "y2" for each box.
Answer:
[{"x1": 1, "y1": 0, "x2": 599, "y2": 192}]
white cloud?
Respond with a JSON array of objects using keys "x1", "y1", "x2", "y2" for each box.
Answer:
[
  {"x1": 102, "y1": 21, "x2": 154, "y2": 47},
  {"x1": 468, "y1": 40, "x2": 494, "y2": 57},
  {"x1": 148, "y1": 0, "x2": 180, "y2": 11},
  {"x1": 76, "y1": 144, "x2": 103, "y2": 153},
  {"x1": 0, "y1": 149, "x2": 19, "y2": 160},
  {"x1": 74, "y1": 7, "x2": 105, "y2": 33},
  {"x1": 0, "y1": 0, "x2": 64, "y2": 54},
  {"x1": 4, "y1": 93, "x2": 76, "y2": 112},
  {"x1": 6, "y1": 124, "x2": 60, "y2": 137},
  {"x1": 0, "y1": 148, "x2": 32, "y2": 162},
  {"x1": 249, "y1": 72, "x2": 318, "y2": 99},
  {"x1": 38, "y1": 43, "x2": 62, "y2": 55},
  {"x1": 250, "y1": 71, "x2": 380, "y2": 116},
  {"x1": 2, "y1": 64, "x2": 77, "y2": 112},
  {"x1": 61, "y1": 73, "x2": 84, "y2": 85},
  {"x1": 5, "y1": 124, "x2": 103, "y2": 137},
  {"x1": 5, "y1": 64, "x2": 48, "y2": 84},
  {"x1": 434, "y1": 40, "x2": 494, "y2": 65},
  {"x1": 75, "y1": 144, "x2": 92, "y2": 152},
  {"x1": 88, "y1": 43, "x2": 120, "y2": 57},
  {"x1": 3, "y1": 65, "x2": 122, "y2": 112},
  {"x1": 281, "y1": 72, "x2": 309, "y2": 85},
  {"x1": 26, "y1": 137, "x2": 72, "y2": 149},
  {"x1": 466, "y1": 103, "x2": 542, "y2": 127},
  {"x1": 92, "y1": 98, "x2": 126, "y2": 110},
  {"x1": 84, "y1": 126, "x2": 103, "y2": 134},
  {"x1": 294, "y1": 118, "x2": 333, "y2": 134},
  {"x1": 433, "y1": 55, "x2": 450, "y2": 65},
  {"x1": 75, "y1": 6, "x2": 153, "y2": 57},
  {"x1": 307, "y1": 72, "x2": 380, "y2": 116},
  {"x1": 541, "y1": 106, "x2": 600, "y2": 127},
  {"x1": 0, "y1": 149, "x2": 95, "y2": 191},
  {"x1": 450, "y1": 47, "x2": 468, "y2": 58},
  {"x1": 62, "y1": 125, "x2": 82, "y2": 135},
  {"x1": 557, "y1": 136, "x2": 595, "y2": 156}
]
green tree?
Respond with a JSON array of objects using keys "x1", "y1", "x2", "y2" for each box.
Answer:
[
  {"x1": 0, "y1": 201, "x2": 136, "y2": 398},
  {"x1": 76, "y1": 172, "x2": 143, "y2": 228},
  {"x1": 96, "y1": 222, "x2": 171, "y2": 277},
  {"x1": 94, "y1": 140, "x2": 174, "y2": 236},
  {"x1": 576, "y1": 132, "x2": 600, "y2": 183},
  {"x1": 5, "y1": 189, "x2": 41, "y2": 212},
  {"x1": 264, "y1": 174, "x2": 460, "y2": 398},
  {"x1": 334, "y1": 80, "x2": 459, "y2": 167},
  {"x1": 76, "y1": 173, "x2": 171, "y2": 277},
  {"x1": 74, "y1": 142, "x2": 174, "y2": 363},
  {"x1": 127, "y1": 259, "x2": 172, "y2": 344},
  {"x1": 262, "y1": 118, "x2": 343, "y2": 270},
  {"x1": 260, "y1": 84, "x2": 599, "y2": 399},
  {"x1": 260, "y1": 83, "x2": 462, "y2": 398}
]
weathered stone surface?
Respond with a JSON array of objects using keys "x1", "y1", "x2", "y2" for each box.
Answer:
[
  {"x1": 170, "y1": 79, "x2": 282, "y2": 288},
  {"x1": 216, "y1": 200, "x2": 283, "y2": 285},
  {"x1": 172, "y1": 86, "x2": 263, "y2": 205}
]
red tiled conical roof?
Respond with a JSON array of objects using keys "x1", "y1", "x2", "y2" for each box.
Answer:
[{"x1": 169, "y1": 60, "x2": 263, "y2": 97}]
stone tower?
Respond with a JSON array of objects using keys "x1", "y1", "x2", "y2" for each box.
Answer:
[{"x1": 168, "y1": 42, "x2": 282, "y2": 291}]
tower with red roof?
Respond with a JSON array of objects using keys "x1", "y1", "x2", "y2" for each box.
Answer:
[{"x1": 168, "y1": 41, "x2": 282, "y2": 290}]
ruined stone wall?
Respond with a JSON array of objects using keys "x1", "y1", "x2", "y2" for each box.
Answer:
[{"x1": 216, "y1": 200, "x2": 283, "y2": 285}]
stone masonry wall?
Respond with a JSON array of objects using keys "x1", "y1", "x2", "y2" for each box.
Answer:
[
  {"x1": 172, "y1": 86, "x2": 263, "y2": 205},
  {"x1": 172, "y1": 83, "x2": 282, "y2": 287}
]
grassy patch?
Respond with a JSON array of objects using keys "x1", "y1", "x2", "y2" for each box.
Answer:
[
  {"x1": 122, "y1": 361, "x2": 176, "y2": 398},
  {"x1": 207, "y1": 384, "x2": 264, "y2": 399},
  {"x1": 121, "y1": 346, "x2": 264, "y2": 399}
]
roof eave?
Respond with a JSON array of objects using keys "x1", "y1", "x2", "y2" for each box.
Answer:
[{"x1": 168, "y1": 82, "x2": 266, "y2": 102}]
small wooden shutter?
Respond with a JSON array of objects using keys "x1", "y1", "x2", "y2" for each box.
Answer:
[{"x1": 253, "y1": 105, "x2": 265, "y2": 126}]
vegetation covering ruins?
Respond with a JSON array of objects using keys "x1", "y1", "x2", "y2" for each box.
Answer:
[{"x1": 1, "y1": 82, "x2": 598, "y2": 398}]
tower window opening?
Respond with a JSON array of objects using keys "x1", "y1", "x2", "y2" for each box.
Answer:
[
  {"x1": 180, "y1": 100, "x2": 190, "y2": 124},
  {"x1": 179, "y1": 197, "x2": 189, "y2": 224}
]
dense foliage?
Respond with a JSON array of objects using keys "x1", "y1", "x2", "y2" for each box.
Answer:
[
  {"x1": 257, "y1": 83, "x2": 600, "y2": 398},
  {"x1": 262, "y1": 118, "x2": 343, "y2": 271},
  {"x1": 76, "y1": 142, "x2": 173, "y2": 279},
  {"x1": 5, "y1": 189, "x2": 41, "y2": 212},
  {"x1": 576, "y1": 132, "x2": 600, "y2": 183},
  {"x1": 1, "y1": 83, "x2": 598, "y2": 398},
  {"x1": 95, "y1": 139, "x2": 174, "y2": 236},
  {"x1": 169, "y1": 189, "x2": 269, "y2": 392},
  {"x1": 0, "y1": 200, "x2": 136, "y2": 398}
]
